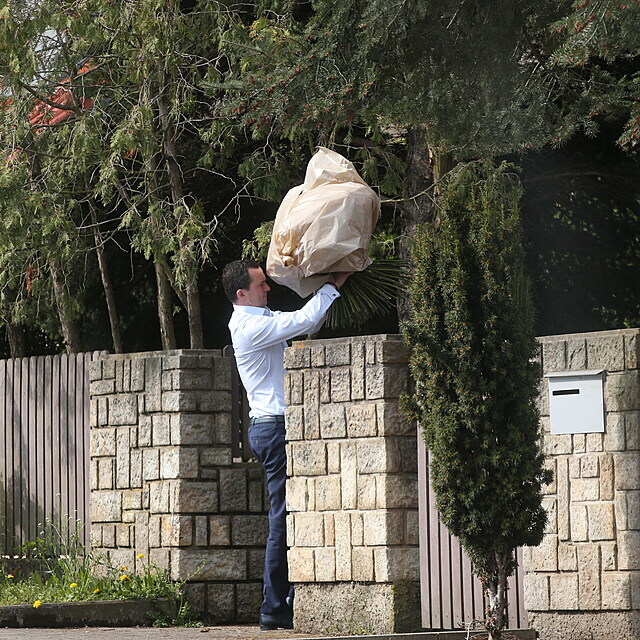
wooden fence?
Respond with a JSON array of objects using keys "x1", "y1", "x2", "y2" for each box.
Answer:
[
  {"x1": 418, "y1": 438, "x2": 528, "y2": 630},
  {"x1": 0, "y1": 352, "x2": 106, "y2": 555}
]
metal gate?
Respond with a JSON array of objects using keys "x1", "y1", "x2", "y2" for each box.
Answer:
[{"x1": 418, "y1": 436, "x2": 528, "y2": 630}]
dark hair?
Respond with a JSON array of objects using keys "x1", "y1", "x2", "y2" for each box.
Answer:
[{"x1": 222, "y1": 260, "x2": 261, "y2": 302}]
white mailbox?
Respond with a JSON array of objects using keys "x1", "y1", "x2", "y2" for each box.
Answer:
[{"x1": 545, "y1": 370, "x2": 605, "y2": 435}]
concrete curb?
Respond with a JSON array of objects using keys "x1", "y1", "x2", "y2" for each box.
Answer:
[
  {"x1": 299, "y1": 631, "x2": 537, "y2": 640},
  {"x1": 0, "y1": 598, "x2": 174, "y2": 628}
]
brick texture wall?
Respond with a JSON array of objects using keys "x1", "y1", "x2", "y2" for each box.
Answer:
[{"x1": 89, "y1": 350, "x2": 268, "y2": 623}]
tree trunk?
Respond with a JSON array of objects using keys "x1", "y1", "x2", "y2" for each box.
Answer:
[
  {"x1": 398, "y1": 125, "x2": 435, "y2": 320},
  {"x1": 49, "y1": 260, "x2": 81, "y2": 353},
  {"x1": 155, "y1": 262, "x2": 177, "y2": 350},
  {"x1": 156, "y1": 84, "x2": 204, "y2": 349},
  {"x1": 484, "y1": 552, "x2": 511, "y2": 640},
  {"x1": 6, "y1": 321, "x2": 27, "y2": 358},
  {"x1": 87, "y1": 192, "x2": 123, "y2": 353}
]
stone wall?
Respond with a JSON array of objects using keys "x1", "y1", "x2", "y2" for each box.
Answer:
[
  {"x1": 525, "y1": 328, "x2": 640, "y2": 640},
  {"x1": 89, "y1": 350, "x2": 268, "y2": 623},
  {"x1": 283, "y1": 335, "x2": 420, "y2": 634}
]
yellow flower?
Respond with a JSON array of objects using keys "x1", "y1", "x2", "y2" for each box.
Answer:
[
  {"x1": 70, "y1": 583, "x2": 78, "y2": 588},
  {"x1": 120, "y1": 574, "x2": 129, "y2": 581},
  {"x1": 136, "y1": 553, "x2": 144, "y2": 559},
  {"x1": 33, "y1": 601, "x2": 42, "y2": 608},
  {"x1": 120, "y1": 566, "x2": 127, "y2": 571},
  {"x1": 6, "y1": 575, "x2": 14, "y2": 579},
  {"x1": 93, "y1": 588, "x2": 101, "y2": 594}
]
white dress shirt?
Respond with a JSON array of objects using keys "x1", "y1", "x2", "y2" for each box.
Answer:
[{"x1": 229, "y1": 284, "x2": 340, "y2": 417}]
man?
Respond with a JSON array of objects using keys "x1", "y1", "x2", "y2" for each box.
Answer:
[{"x1": 222, "y1": 260, "x2": 351, "y2": 631}]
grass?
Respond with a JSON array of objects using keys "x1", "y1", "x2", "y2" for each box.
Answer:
[{"x1": 0, "y1": 523, "x2": 199, "y2": 626}]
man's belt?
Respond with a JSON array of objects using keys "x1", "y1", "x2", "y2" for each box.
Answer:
[{"x1": 249, "y1": 415, "x2": 285, "y2": 425}]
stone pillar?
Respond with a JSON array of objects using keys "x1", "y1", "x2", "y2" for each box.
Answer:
[
  {"x1": 284, "y1": 335, "x2": 420, "y2": 634},
  {"x1": 525, "y1": 329, "x2": 640, "y2": 640},
  {"x1": 89, "y1": 350, "x2": 268, "y2": 623}
]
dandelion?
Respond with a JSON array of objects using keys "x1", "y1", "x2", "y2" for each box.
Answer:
[
  {"x1": 6, "y1": 574, "x2": 14, "y2": 579},
  {"x1": 120, "y1": 566, "x2": 127, "y2": 571},
  {"x1": 136, "y1": 553, "x2": 144, "y2": 559},
  {"x1": 70, "y1": 583, "x2": 78, "y2": 588},
  {"x1": 33, "y1": 601, "x2": 42, "y2": 608},
  {"x1": 93, "y1": 588, "x2": 101, "y2": 594},
  {"x1": 120, "y1": 574, "x2": 129, "y2": 581}
]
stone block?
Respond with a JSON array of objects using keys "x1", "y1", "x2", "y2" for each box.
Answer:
[
  {"x1": 142, "y1": 448, "x2": 160, "y2": 481},
  {"x1": 601, "y1": 572, "x2": 631, "y2": 609},
  {"x1": 528, "y1": 534, "x2": 558, "y2": 571},
  {"x1": 542, "y1": 496, "x2": 557, "y2": 535},
  {"x1": 330, "y1": 368, "x2": 351, "y2": 402},
  {"x1": 116, "y1": 428, "x2": 131, "y2": 489},
  {"x1": 162, "y1": 354, "x2": 202, "y2": 370},
  {"x1": 285, "y1": 406, "x2": 304, "y2": 441},
  {"x1": 524, "y1": 574, "x2": 550, "y2": 611},
  {"x1": 570, "y1": 504, "x2": 588, "y2": 542},
  {"x1": 544, "y1": 434, "x2": 572, "y2": 456},
  {"x1": 149, "y1": 415, "x2": 169, "y2": 446},
  {"x1": 618, "y1": 531, "x2": 640, "y2": 569},
  {"x1": 98, "y1": 458, "x2": 114, "y2": 490},
  {"x1": 615, "y1": 492, "x2": 628, "y2": 531},
  {"x1": 173, "y1": 369, "x2": 212, "y2": 391},
  {"x1": 558, "y1": 543, "x2": 577, "y2": 571},
  {"x1": 365, "y1": 365, "x2": 408, "y2": 400},
  {"x1": 604, "y1": 414, "x2": 626, "y2": 451},
  {"x1": 627, "y1": 413, "x2": 640, "y2": 450},
  {"x1": 284, "y1": 344, "x2": 311, "y2": 370},
  {"x1": 319, "y1": 404, "x2": 347, "y2": 439},
  {"x1": 586, "y1": 433, "x2": 603, "y2": 452},
  {"x1": 102, "y1": 525, "x2": 115, "y2": 547},
  {"x1": 131, "y1": 358, "x2": 145, "y2": 392},
  {"x1": 350, "y1": 512, "x2": 364, "y2": 546},
  {"x1": 606, "y1": 371, "x2": 640, "y2": 412},
  {"x1": 542, "y1": 458, "x2": 557, "y2": 495},
  {"x1": 170, "y1": 414, "x2": 214, "y2": 446},
  {"x1": 248, "y1": 549, "x2": 266, "y2": 579},
  {"x1": 600, "y1": 455, "x2": 614, "y2": 500},
  {"x1": 325, "y1": 342, "x2": 351, "y2": 367},
  {"x1": 311, "y1": 346, "x2": 326, "y2": 367},
  {"x1": 161, "y1": 391, "x2": 197, "y2": 413},
  {"x1": 615, "y1": 453, "x2": 640, "y2": 491},
  {"x1": 373, "y1": 547, "x2": 419, "y2": 581},
  {"x1": 580, "y1": 454, "x2": 599, "y2": 477},
  {"x1": 601, "y1": 542, "x2": 617, "y2": 571},
  {"x1": 537, "y1": 380, "x2": 550, "y2": 417},
  {"x1": 314, "y1": 548, "x2": 336, "y2": 582},
  {"x1": 292, "y1": 441, "x2": 327, "y2": 476},
  {"x1": 197, "y1": 390, "x2": 231, "y2": 413},
  {"x1": 571, "y1": 478, "x2": 599, "y2": 502},
  {"x1": 90, "y1": 379, "x2": 115, "y2": 396},
  {"x1": 557, "y1": 459, "x2": 570, "y2": 540},
  {"x1": 148, "y1": 548, "x2": 170, "y2": 571},
  {"x1": 314, "y1": 476, "x2": 341, "y2": 511},
  {"x1": 358, "y1": 439, "x2": 400, "y2": 474},
  {"x1": 171, "y1": 480, "x2": 218, "y2": 513},
  {"x1": 376, "y1": 340, "x2": 407, "y2": 364},
  {"x1": 376, "y1": 475, "x2": 418, "y2": 510},
  {"x1": 208, "y1": 465, "x2": 239, "y2": 508},
  {"x1": 200, "y1": 447, "x2": 232, "y2": 467},
  {"x1": 231, "y1": 515, "x2": 269, "y2": 546},
  {"x1": 573, "y1": 434, "x2": 586, "y2": 454},
  {"x1": 294, "y1": 513, "x2": 325, "y2": 547},
  {"x1": 567, "y1": 338, "x2": 587, "y2": 370},
  {"x1": 549, "y1": 573, "x2": 578, "y2": 610},
  {"x1": 138, "y1": 415, "x2": 151, "y2": 447},
  {"x1": 161, "y1": 515, "x2": 193, "y2": 546},
  {"x1": 357, "y1": 475, "x2": 377, "y2": 510},
  {"x1": 289, "y1": 371, "x2": 304, "y2": 405},
  {"x1": 288, "y1": 547, "x2": 315, "y2": 582},
  {"x1": 362, "y1": 511, "x2": 405, "y2": 546},
  {"x1": 91, "y1": 429, "x2": 117, "y2": 457},
  {"x1": 340, "y1": 442, "x2": 357, "y2": 509},
  {"x1": 209, "y1": 516, "x2": 231, "y2": 545},
  {"x1": 346, "y1": 403, "x2": 377, "y2": 438},
  {"x1": 542, "y1": 340, "x2": 567, "y2": 373},
  {"x1": 148, "y1": 516, "x2": 161, "y2": 548},
  {"x1": 109, "y1": 395, "x2": 138, "y2": 426},
  {"x1": 319, "y1": 369, "x2": 331, "y2": 403},
  {"x1": 351, "y1": 342, "x2": 365, "y2": 401},
  {"x1": 90, "y1": 399, "x2": 98, "y2": 428},
  {"x1": 286, "y1": 477, "x2": 309, "y2": 513},
  {"x1": 171, "y1": 549, "x2": 246, "y2": 581},
  {"x1": 586, "y1": 335, "x2": 625, "y2": 371},
  {"x1": 160, "y1": 447, "x2": 199, "y2": 479},
  {"x1": 577, "y1": 544, "x2": 601, "y2": 609},
  {"x1": 236, "y1": 583, "x2": 263, "y2": 624},
  {"x1": 377, "y1": 402, "x2": 415, "y2": 436},
  {"x1": 91, "y1": 491, "x2": 122, "y2": 522},
  {"x1": 327, "y1": 441, "x2": 340, "y2": 473},
  {"x1": 89, "y1": 360, "x2": 103, "y2": 383},
  {"x1": 352, "y1": 547, "x2": 375, "y2": 581},
  {"x1": 334, "y1": 513, "x2": 352, "y2": 580},
  {"x1": 149, "y1": 481, "x2": 170, "y2": 513},
  {"x1": 324, "y1": 514, "x2": 335, "y2": 546},
  {"x1": 628, "y1": 493, "x2": 640, "y2": 529},
  {"x1": 206, "y1": 583, "x2": 234, "y2": 623},
  {"x1": 624, "y1": 332, "x2": 639, "y2": 369}
]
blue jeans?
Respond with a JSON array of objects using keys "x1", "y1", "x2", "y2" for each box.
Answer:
[{"x1": 248, "y1": 417, "x2": 293, "y2": 615}]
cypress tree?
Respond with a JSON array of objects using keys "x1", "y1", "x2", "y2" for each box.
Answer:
[{"x1": 402, "y1": 161, "x2": 552, "y2": 639}]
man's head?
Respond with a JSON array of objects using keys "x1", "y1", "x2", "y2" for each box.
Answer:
[{"x1": 222, "y1": 260, "x2": 270, "y2": 307}]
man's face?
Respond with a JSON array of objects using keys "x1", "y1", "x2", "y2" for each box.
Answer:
[{"x1": 237, "y1": 267, "x2": 270, "y2": 307}]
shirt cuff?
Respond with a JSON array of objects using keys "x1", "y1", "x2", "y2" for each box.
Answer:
[{"x1": 317, "y1": 283, "x2": 341, "y2": 299}]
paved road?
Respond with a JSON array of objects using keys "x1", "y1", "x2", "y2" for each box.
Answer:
[{"x1": 0, "y1": 626, "x2": 315, "y2": 640}]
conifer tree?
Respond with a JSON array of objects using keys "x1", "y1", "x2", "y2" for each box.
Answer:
[{"x1": 402, "y1": 161, "x2": 552, "y2": 639}]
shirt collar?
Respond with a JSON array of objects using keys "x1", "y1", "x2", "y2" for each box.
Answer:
[{"x1": 232, "y1": 304, "x2": 270, "y2": 316}]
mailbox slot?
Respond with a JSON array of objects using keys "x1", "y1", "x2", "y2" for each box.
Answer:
[{"x1": 545, "y1": 370, "x2": 605, "y2": 435}]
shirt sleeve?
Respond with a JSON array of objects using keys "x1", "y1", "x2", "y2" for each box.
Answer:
[{"x1": 236, "y1": 284, "x2": 340, "y2": 352}]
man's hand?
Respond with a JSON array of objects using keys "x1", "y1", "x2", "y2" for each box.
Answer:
[{"x1": 327, "y1": 272, "x2": 354, "y2": 290}]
